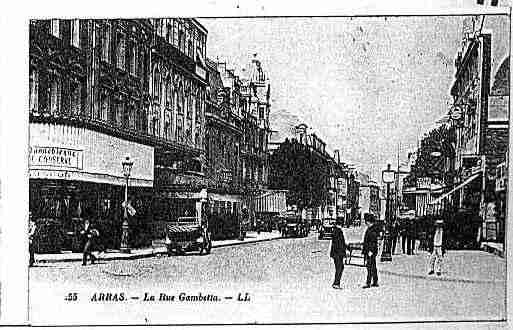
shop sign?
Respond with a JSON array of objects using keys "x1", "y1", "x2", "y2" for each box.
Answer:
[
  {"x1": 30, "y1": 146, "x2": 83, "y2": 169},
  {"x1": 416, "y1": 177, "x2": 431, "y2": 189}
]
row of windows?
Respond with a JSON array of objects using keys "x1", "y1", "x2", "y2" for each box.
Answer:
[
  {"x1": 29, "y1": 69, "x2": 82, "y2": 116},
  {"x1": 154, "y1": 18, "x2": 207, "y2": 63},
  {"x1": 46, "y1": 19, "x2": 82, "y2": 49},
  {"x1": 98, "y1": 22, "x2": 146, "y2": 76}
]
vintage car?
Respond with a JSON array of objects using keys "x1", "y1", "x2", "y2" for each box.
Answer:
[
  {"x1": 281, "y1": 214, "x2": 310, "y2": 238},
  {"x1": 254, "y1": 214, "x2": 274, "y2": 233},
  {"x1": 166, "y1": 216, "x2": 212, "y2": 255},
  {"x1": 318, "y1": 218, "x2": 336, "y2": 239}
]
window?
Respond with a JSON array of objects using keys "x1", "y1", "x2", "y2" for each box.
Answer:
[
  {"x1": 195, "y1": 90, "x2": 202, "y2": 122},
  {"x1": 71, "y1": 19, "x2": 80, "y2": 48},
  {"x1": 99, "y1": 91, "x2": 109, "y2": 121},
  {"x1": 139, "y1": 50, "x2": 145, "y2": 77},
  {"x1": 129, "y1": 43, "x2": 137, "y2": 75},
  {"x1": 165, "y1": 79, "x2": 173, "y2": 108},
  {"x1": 166, "y1": 22, "x2": 172, "y2": 43},
  {"x1": 173, "y1": 20, "x2": 179, "y2": 46},
  {"x1": 50, "y1": 76, "x2": 61, "y2": 115},
  {"x1": 164, "y1": 121, "x2": 171, "y2": 140},
  {"x1": 70, "y1": 81, "x2": 81, "y2": 116},
  {"x1": 51, "y1": 19, "x2": 60, "y2": 38},
  {"x1": 153, "y1": 68, "x2": 161, "y2": 101},
  {"x1": 29, "y1": 68, "x2": 39, "y2": 112},
  {"x1": 116, "y1": 34, "x2": 126, "y2": 70},
  {"x1": 128, "y1": 104, "x2": 136, "y2": 130},
  {"x1": 176, "y1": 117, "x2": 183, "y2": 142},
  {"x1": 101, "y1": 24, "x2": 110, "y2": 62},
  {"x1": 115, "y1": 101, "x2": 124, "y2": 127},
  {"x1": 152, "y1": 117, "x2": 159, "y2": 136}
]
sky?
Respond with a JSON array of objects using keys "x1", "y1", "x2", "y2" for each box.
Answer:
[{"x1": 200, "y1": 15, "x2": 510, "y2": 181}]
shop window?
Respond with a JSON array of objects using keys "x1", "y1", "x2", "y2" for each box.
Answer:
[
  {"x1": 29, "y1": 68, "x2": 39, "y2": 112},
  {"x1": 71, "y1": 19, "x2": 80, "y2": 48}
]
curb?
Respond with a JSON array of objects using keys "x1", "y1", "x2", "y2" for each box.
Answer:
[{"x1": 35, "y1": 235, "x2": 283, "y2": 264}]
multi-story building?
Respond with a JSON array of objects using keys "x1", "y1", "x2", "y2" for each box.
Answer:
[
  {"x1": 204, "y1": 58, "x2": 244, "y2": 238},
  {"x1": 28, "y1": 18, "x2": 208, "y2": 252},
  {"x1": 29, "y1": 19, "x2": 156, "y2": 251},
  {"x1": 239, "y1": 55, "x2": 271, "y2": 219},
  {"x1": 428, "y1": 16, "x2": 509, "y2": 244},
  {"x1": 148, "y1": 18, "x2": 209, "y2": 231}
]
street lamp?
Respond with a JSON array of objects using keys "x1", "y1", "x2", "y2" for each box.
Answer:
[
  {"x1": 381, "y1": 164, "x2": 395, "y2": 262},
  {"x1": 120, "y1": 156, "x2": 134, "y2": 253}
]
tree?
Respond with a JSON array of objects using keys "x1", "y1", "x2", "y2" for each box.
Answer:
[{"x1": 269, "y1": 138, "x2": 329, "y2": 210}]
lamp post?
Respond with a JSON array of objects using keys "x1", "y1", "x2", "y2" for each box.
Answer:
[
  {"x1": 381, "y1": 164, "x2": 395, "y2": 262},
  {"x1": 120, "y1": 156, "x2": 133, "y2": 253}
]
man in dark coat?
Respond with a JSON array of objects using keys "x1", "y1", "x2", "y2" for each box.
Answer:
[
  {"x1": 80, "y1": 219, "x2": 98, "y2": 266},
  {"x1": 330, "y1": 218, "x2": 347, "y2": 289},
  {"x1": 362, "y1": 214, "x2": 379, "y2": 288},
  {"x1": 407, "y1": 218, "x2": 416, "y2": 255}
]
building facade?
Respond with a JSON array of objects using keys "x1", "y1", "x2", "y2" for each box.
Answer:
[
  {"x1": 29, "y1": 18, "x2": 209, "y2": 252},
  {"x1": 148, "y1": 18, "x2": 209, "y2": 236},
  {"x1": 204, "y1": 58, "x2": 244, "y2": 239}
]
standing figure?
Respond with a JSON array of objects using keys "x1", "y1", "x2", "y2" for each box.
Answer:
[
  {"x1": 362, "y1": 214, "x2": 379, "y2": 288},
  {"x1": 428, "y1": 219, "x2": 446, "y2": 276},
  {"x1": 80, "y1": 219, "x2": 98, "y2": 266},
  {"x1": 400, "y1": 218, "x2": 408, "y2": 254},
  {"x1": 28, "y1": 212, "x2": 37, "y2": 267},
  {"x1": 390, "y1": 218, "x2": 400, "y2": 255},
  {"x1": 407, "y1": 218, "x2": 416, "y2": 255},
  {"x1": 330, "y1": 218, "x2": 347, "y2": 289}
]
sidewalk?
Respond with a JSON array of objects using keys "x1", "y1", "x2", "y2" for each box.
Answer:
[
  {"x1": 341, "y1": 225, "x2": 506, "y2": 283},
  {"x1": 34, "y1": 231, "x2": 282, "y2": 263},
  {"x1": 378, "y1": 249, "x2": 506, "y2": 284}
]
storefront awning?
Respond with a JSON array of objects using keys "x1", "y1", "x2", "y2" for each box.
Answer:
[{"x1": 428, "y1": 172, "x2": 481, "y2": 205}]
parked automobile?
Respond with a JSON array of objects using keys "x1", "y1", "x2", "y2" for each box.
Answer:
[
  {"x1": 165, "y1": 216, "x2": 212, "y2": 255},
  {"x1": 318, "y1": 218, "x2": 336, "y2": 239},
  {"x1": 281, "y1": 214, "x2": 310, "y2": 238}
]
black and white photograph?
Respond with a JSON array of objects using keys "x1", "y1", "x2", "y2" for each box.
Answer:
[{"x1": 21, "y1": 1, "x2": 511, "y2": 327}]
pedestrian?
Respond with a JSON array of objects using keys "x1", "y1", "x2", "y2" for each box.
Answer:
[
  {"x1": 428, "y1": 219, "x2": 446, "y2": 276},
  {"x1": 330, "y1": 218, "x2": 347, "y2": 289},
  {"x1": 362, "y1": 213, "x2": 379, "y2": 288},
  {"x1": 28, "y1": 212, "x2": 37, "y2": 267},
  {"x1": 391, "y1": 218, "x2": 400, "y2": 255},
  {"x1": 400, "y1": 218, "x2": 408, "y2": 254},
  {"x1": 407, "y1": 218, "x2": 416, "y2": 255},
  {"x1": 80, "y1": 219, "x2": 98, "y2": 266}
]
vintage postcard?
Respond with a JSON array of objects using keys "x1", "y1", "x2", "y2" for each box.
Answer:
[{"x1": 25, "y1": 6, "x2": 509, "y2": 327}]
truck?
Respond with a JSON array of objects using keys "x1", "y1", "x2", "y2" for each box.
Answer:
[{"x1": 252, "y1": 190, "x2": 287, "y2": 232}]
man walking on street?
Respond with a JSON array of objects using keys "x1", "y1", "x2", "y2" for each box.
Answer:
[
  {"x1": 81, "y1": 219, "x2": 98, "y2": 266},
  {"x1": 28, "y1": 212, "x2": 37, "y2": 267},
  {"x1": 428, "y1": 219, "x2": 446, "y2": 276},
  {"x1": 330, "y1": 218, "x2": 347, "y2": 289},
  {"x1": 362, "y1": 214, "x2": 379, "y2": 288}
]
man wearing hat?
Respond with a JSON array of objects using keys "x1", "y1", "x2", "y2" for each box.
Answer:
[
  {"x1": 330, "y1": 217, "x2": 347, "y2": 289},
  {"x1": 362, "y1": 213, "x2": 380, "y2": 288},
  {"x1": 428, "y1": 219, "x2": 446, "y2": 276}
]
